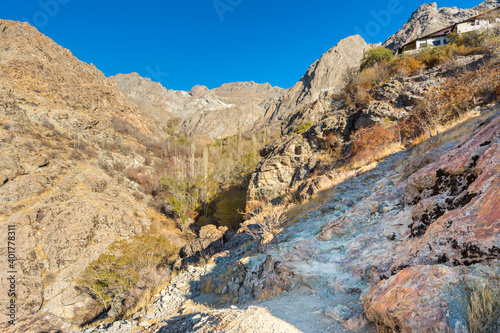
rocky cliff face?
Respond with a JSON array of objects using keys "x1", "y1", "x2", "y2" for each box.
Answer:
[
  {"x1": 0, "y1": 19, "x2": 184, "y2": 326},
  {"x1": 259, "y1": 35, "x2": 370, "y2": 128},
  {"x1": 110, "y1": 74, "x2": 283, "y2": 139},
  {"x1": 384, "y1": 1, "x2": 500, "y2": 51}
]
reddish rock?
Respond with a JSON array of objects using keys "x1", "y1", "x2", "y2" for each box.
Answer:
[
  {"x1": 344, "y1": 314, "x2": 370, "y2": 332},
  {"x1": 364, "y1": 265, "x2": 469, "y2": 333},
  {"x1": 394, "y1": 112, "x2": 500, "y2": 270}
]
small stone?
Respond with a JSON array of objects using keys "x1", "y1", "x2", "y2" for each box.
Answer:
[
  {"x1": 231, "y1": 305, "x2": 238, "y2": 309},
  {"x1": 344, "y1": 314, "x2": 369, "y2": 332},
  {"x1": 139, "y1": 319, "x2": 154, "y2": 328},
  {"x1": 192, "y1": 314, "x2": 202, "y2": 323},
  {"x1": 161, "y1": 289, "x2": 166, "y2": 296},
  {"x1": 386, "y1": 180, "x2": 395, "y2": 187},
  {"x1": 176, "y1": 282, "x2": 190, "y2": 291},
  {"x1": 325, "y1": 305, "x2": 352, "y2": 323}
]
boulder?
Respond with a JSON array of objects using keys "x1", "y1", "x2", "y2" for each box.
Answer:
[
  {"x1": 364, "y1": 265, "x2": 469, "y2": 333},
  {"x1": 179, "y1": 225, "x2": 229, "y2": 262}
]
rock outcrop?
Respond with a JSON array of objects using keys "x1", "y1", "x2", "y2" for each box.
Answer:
[
  {"x1": 364, "y1": 265, "x2": 470, "y2": 332},
  {"x1": 259, "y1": 35, "x2": 370, "y2": 127},
  {"x1": 248, "y1": 53, "x2": 489, "y2": 203},
  {"x1": 248, "y1": 110, "x2": 349, "y2": 202}
]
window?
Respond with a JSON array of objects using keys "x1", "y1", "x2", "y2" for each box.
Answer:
[{"x1": 433, "y1": 40, "x2": 441, "y2": 46}]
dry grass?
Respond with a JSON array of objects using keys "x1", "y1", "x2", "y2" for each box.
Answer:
[
  {"x1": 121, "y1": 277, "x2": 172, "y2": 320},
  {"x1": 348, "y1": 142, "x2": 404, "y2": 170},
  {"x1": 242, "y1": 203, "x2": 288, "y2": 239},
  {"x1": 407, "y1": 107, "x2": 497, "y2": 159},
  {"x1": 122, "y1": 288, "x2": 153, "y2": 320},
  {"x1": 256, "y1": 288, "x2": 284, "y2": 301},
  {"x1": 200, "y1": 276, "x2": 216, "y2": 293},
  {"x1": 284, "y1": 190, "x2": 335, "y2": 225},
  {"x1": 468, "y1": 278, "x2": 500, "y2": 333}
]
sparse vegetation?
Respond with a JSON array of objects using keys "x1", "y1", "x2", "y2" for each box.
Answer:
[
  {"x1": 77, "y1": 235, "x2": 178, "y2": 314},
  {"x1": 468, "y1": 278, "x2": 500, "y2": 333},
  {"x1": 350, "y1": 123, "x2": 400, "y2": 163},
  {"x1": 242, "y1": 201, "x2": 288, "y2": 239},
  {"x1": 292, "y1": 121, "x2": 313, "y2": 134}
]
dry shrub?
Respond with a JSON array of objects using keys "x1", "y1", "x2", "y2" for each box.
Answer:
[
  {"x1": 111, "y1": 115, "x2": 132, "y2": 134},
  {"x1": 390, "y1": 57, "x2": 423, "y2": 77},
  {"x1": 411, "y1": 61, "x2": 500, "y2": 141},
  {"x1": 242, "y1": 202, "x2": 287, "y2": 239},
  {"x1": 416, "y1": 46, "x2": 449, "y2": 69},
  {"x1": 350, "y1": 124, "x2": 399, "y2": 163},
  {"x1": 495, "y1": 84, "x2": 500, "y2": 101},
  {"x1": 441, "y1": 75, "x2": 478, "y2": 117},
  {"x1": 447, "y1": 43, "x2": 484, "y2": 57},
  {"x1": 342, "y1": 69, "x2": 374, "y2": 109},
  {"x1": 468, "y1": 278, "x2": 500, "y2": 333},
  {"x1": 359, "y1": 61, "x2": 391, "y2": 86},
  {"x1": 41, "y1": 120, "x2": 55, "y2": 130},
  {"x1": 124, "y1": 167, "x2": 158, "y2": 195},
  {"x1": 397, "y1": 117, "x2": 423, "y2": 142},
  {"x1": 113, "y1": 161, "x2": 125, "y2": 172}
]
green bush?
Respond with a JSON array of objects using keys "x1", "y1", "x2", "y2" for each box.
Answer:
[
  {"x1": 416, "y1": 45, "x2": 448, "y2": 69},
  {"x1": 360, "y1": 47, "x2": 394, "y2": 70},
  {"x1": 292, "y1": 122, "x2": 313, "y2": 135},
  {"x1": 77, "y1": 235, "x2": 178, "y2": 309}
]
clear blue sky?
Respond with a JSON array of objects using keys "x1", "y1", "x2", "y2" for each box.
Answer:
[{"x1": 1, "y1": 0, "x2": 481, "y2": 90}]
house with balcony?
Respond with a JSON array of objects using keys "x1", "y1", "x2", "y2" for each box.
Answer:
[{"x1": 398, "y1": 7, "x2": 500, "y2": 54}]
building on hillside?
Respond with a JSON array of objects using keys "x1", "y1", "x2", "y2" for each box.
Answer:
[{"x1": 398, "y1": 7, "x2": 500, "y2": 54}]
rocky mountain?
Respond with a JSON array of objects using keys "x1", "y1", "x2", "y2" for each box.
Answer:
[
  {"x1": 179, "y1": 81, "x2": 283, "y2": 139},
  {"x1": 384, "y1": 0, "x2": 500, "y2": 51},
  {"x1": 258, "y1": 35, "x2": 370, "y2": 128},
  {"x1": 112, "y1": 35, "x2": 368, "y2": 140},
  {"x1": 0, "y1": 19, "x2": 185, "y2": 326},
  {"x1": 110, "y1": 74, "x2": 283, "y2": 139}
]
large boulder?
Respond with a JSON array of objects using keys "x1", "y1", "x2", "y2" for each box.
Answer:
[
  {"x1": 179, "y1": 225, "x2": 229, "y2": 264},
  {"x1": 364, "y1": 265, "x2": 469, "y2": 333}
]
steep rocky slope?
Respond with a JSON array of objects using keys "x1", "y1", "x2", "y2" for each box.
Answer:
[
  {"x1": 110, "y1": 74, "x2": 283, "y2": 139},
  {"x1": 258, "y1": 35, "x2": 370, "y2": 128},
  {"x1": 384, "y1": 0, "x2": 500, "y2": 51},
  {"x1": 0, "y1": 19, "x2": 185, "y2": 326}
]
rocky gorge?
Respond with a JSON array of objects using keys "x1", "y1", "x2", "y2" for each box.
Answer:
[{"x1": 1, "y1": 0, "x2": 500, "y2": 332}]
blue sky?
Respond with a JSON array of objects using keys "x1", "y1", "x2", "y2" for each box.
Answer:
[{"x1": 1, "y1": 1, "x2": 482, "y2": 90}]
